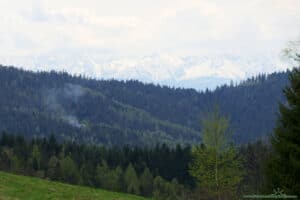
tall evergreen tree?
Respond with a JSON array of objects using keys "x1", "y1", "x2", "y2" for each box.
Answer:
[
  {"x1": 31, "y1": 144, "x2": 41, "y2": 171},
  {"x1": 153, "y1": 176, "x2": 166, "y2": 200},
  {"x1": 47, "y1": 155, "x2": 59, "y2": 180},
  {"x1": 95, "y1": 160, "x2": 109, "y2": 188},
  {"x1": 124, "y1": 163, "x2": 140, "y2": 195},
  {"x1": 139, "y1": 167, "x2": 153, "y2": 196},
  {"x1": 240, "y1": 141, "x2": 270, "y2": 194},
  {"x1": 266, "y1": 67, "x2": 300, "y2": 195}
]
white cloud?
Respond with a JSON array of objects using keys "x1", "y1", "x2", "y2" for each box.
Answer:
[
  {"x1": 180, "y1": 60, "x2": 246, "y2": 80},
  {"x1": 0, "y1": 0, "x2": 299, "y2": 89}
]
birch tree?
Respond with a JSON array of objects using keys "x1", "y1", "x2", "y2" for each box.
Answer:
[{"x1": 189, "y1": 109, "x2": 242, "y2": 200}]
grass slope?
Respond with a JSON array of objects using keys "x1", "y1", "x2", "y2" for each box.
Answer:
[{"x1": 0, "y1": 171, "x2": 149, "y2": 200}]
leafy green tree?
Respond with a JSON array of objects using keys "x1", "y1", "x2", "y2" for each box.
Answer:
[
  {"x1": 165, "y1": 178, "x2": 182, "y2": 200},
  {"x1": 189, "y1": 109, "x2": 242, "y2": 200},
  {"x1": 95, "y1": 161, "x2": 122, "y2": 191},
  {"x1": 60, "y1": 155, "x2": 80, "y2": 184},
  {"x1": 266, "y1": 68, "x2": 300, "y2": 196},
  {"x1": 153, "y1": 176, "x2": 181, "y2": 200},
  {"x1": 124, "y1": 163, "x2": 140, "y2": 195}
]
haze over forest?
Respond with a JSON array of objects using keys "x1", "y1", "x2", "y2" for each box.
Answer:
[{"x1": 0, "y1": 1, "x2": 299, "y2": 200}]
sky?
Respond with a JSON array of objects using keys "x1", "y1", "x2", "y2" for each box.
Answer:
[{"x1": 0, "y1": 0, "x2": 299, "y2": 90}]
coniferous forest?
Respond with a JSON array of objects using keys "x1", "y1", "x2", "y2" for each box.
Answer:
[
  {"x1": 0, "y1": 132, "x2": 271, "y2": 199},
  {"x1": 0, "y1": 63, "x2": 299, "y2": 199},
  {"x1": 0, "y1": 1, "x2": 299, "y2": 199},
  {"x1": 0, "y1": 65, "x2": 289, "y2": 145}
]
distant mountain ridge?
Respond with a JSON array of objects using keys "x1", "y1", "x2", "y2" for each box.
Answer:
[
  {"x1": 0, "y1": 65, "x2": 289, "y2": 145},
  {"x1": 0, "y1": 54, "x2": 286, "y2": 90}
]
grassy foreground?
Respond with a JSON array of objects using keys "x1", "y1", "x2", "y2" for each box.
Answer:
[{"x1": 0, "y1": 171, "x2": 149, "y2": 200}]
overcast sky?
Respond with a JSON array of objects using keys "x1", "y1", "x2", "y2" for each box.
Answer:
[{"x1": 0, "y1": 0, "x2": 299, "y2": 89}]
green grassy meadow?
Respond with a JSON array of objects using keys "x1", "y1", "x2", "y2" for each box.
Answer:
[{"x1": 0, "y1": 171, "x2": 149, "y2": 200}]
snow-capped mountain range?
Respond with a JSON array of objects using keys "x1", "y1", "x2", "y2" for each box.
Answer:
[{"x1": 0, "y1": 53, "x2": 289, "y2": 91}]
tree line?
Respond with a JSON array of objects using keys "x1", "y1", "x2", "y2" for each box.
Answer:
[
  {"x1": 0, "y1": 133, "x2": 191, "y2": 199},
  {"x1": 0, "y1": 132, "x2": 272, "y2": 199},
  {"x1": 0, "y1": 65, "x2": 289, "y2": 145},
  {"x1": 0, "y1": 56, "x2": 299, "y2": 199},
  {"x1": 1, "y1": 63, "x2": 299, "y2": 199}
]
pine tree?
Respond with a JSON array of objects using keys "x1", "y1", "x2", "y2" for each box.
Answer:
[
  {"x1": 124, "y1": 163, "x2": 140, "y2": 195},
  {"x1": 266, "y1": 67, "x2": 300, "y2": 195},
  {"x1": 31, "y1": 144, "x2": 41, "y2": 171},
  {"x1": 153, "y1": 176, "x2": 166, "y2": 200},
  {"x1": 240, "y1": 141, "x2": 270, "y2": 194},
  {"x1": 95, "y1": 160, "x2": 110, "y2": 188},
  {"x1": 139, "y1": 167, "x2": 153, "y2": 196},
  {"x1": 47, "y1": 155, "x2": 59, "y2": 180},
  {"x1": 114, "y1": 165, "x2": 123, "y2": 192}
]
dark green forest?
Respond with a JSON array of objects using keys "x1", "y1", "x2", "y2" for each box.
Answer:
[
  {"x1": 0, "y1": 64, "x2": 299, "y2": 199},
  {"x1": 0, "y1": 133, "x2": 270, "y2": 199},
  {"x1": 0, "y1": 65, "x2": 289, "y2": 145}
]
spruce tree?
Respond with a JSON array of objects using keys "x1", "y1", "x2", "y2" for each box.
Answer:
[
  {"x1": 139, "y1": 167, "x2": 153, "y2": 196},
  {"x1": 95, "y1": 160, "x2": 110, "y2": 188},
  {"x1": 47, "y1": 155, "x2": 59, "y2": 180},
  {"x1": 266, "y1": 67, "x2": 300, "y2": 195},
  {"x1": 124, "y1": 163, "x2": 140, "y2": 195}
]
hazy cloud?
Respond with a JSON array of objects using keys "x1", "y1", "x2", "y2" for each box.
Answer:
[{"x1": 0, "y1": 0, "x2": 299, "y2": 89}]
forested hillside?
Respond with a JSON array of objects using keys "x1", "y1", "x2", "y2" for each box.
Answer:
[
  {"x1": 0, "y1": 133, "x2": 270, "y2": 199},
  {"x1": 0, "y1": 65, "x2": 289, "y2": 145}
]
